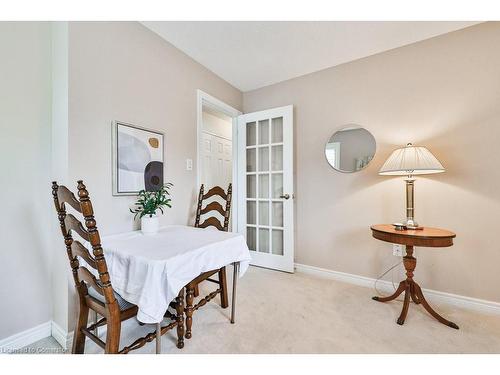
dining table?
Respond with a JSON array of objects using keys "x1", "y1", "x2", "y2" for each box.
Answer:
[{"x1": 87, "y1": 224, "x2": 252, "y2": 352}]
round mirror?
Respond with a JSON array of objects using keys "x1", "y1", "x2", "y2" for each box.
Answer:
[{"x1": 325, "y1": 126, "x2": 376, "y2": 173}]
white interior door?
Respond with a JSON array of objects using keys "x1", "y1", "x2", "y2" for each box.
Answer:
[
  {"x1": 200, "y1": 131, "x2": 233, "y2": 229},
  {"x1": 237, "y1": 105, "x2": 294, "y2": 272}
]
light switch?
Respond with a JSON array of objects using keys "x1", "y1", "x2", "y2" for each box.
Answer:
[{"x1": 186, "y1": 158, "x2": 193, "y2": 171}]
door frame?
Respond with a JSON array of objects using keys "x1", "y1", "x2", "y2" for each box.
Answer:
[{"x1": 196, "y1": 89, "x2": 242, "y2": 231}]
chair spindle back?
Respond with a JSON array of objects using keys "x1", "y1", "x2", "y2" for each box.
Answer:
[
  {"x1": 194, "y1": 184, "x2": 232, "y2": 231},
  {"x1": 51, "y1": 180, "x2": 119, "y2": 312}
]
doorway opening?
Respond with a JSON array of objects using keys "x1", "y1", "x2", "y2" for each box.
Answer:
[
  {"x1": 200, "y1": 107, "x2": 233, "y2": 194},
  {"x1": 197, "y1": 91, "x2": 294, "y2": 272},
  {"x1": 196, "y1": 90, "x2": 241, "y2": 231}
]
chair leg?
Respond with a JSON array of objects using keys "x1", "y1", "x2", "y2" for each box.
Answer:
[
  {"x1": 104, "y1": 316, "x2": 121, "y2": 354},
  {"x1": 185, "y1": 285, "x2": 195, "y2": 339},
  {"x1": 72, "y1": 304, "x2": 89, "y2": 354},
  {"x1": 218, "y1": 267, "x2": 229, "y2": 308},
  {"x1": 175, "y1": 289, "x2": 185, "y2": 349}
]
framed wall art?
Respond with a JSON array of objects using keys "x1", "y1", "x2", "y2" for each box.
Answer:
[{"x1": 112, "y1": 121, "x2": 164, "y2": 196}]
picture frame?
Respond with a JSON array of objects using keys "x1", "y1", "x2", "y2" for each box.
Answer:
[{"x1": 112, "y1": 121, "x2": 165, "y2": 196}]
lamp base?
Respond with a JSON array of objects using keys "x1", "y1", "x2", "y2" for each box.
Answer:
[
  {"x1": 392, "y1": 220, "x2": 424, "y2": 231},
  {"x1": 404, "y1": 178, "x2": 423, "y2": 230},
  {"x1": 403, "y1": 220, "x2": 423, "y2": 230},
  {"x1": 405, "y1": 218, "x2": 420, "y2": 230}
]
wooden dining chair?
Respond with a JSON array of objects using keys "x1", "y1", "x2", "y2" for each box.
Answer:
[
  {"x1": 52, "y1": 180, "x2": 185, "y2": 354},
  {"x1": 184, "y1": 183, "x2": 232, "y2": 339}
]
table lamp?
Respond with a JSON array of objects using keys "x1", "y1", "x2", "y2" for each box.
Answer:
[{"x1": 379, "y1": 143, "x2": 444, "y2": 229}]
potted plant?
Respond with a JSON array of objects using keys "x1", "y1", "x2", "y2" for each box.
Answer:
[{"x1": 130, "y1": 183, "x2": 173, "y2": 235}]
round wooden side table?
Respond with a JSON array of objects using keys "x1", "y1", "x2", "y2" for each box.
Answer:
[{"x1": 370, "y1": 224, "x2": 458, "y2": 329}]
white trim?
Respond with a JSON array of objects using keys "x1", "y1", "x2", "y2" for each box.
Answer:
[
  {"x1": 0, "y1": 321, "x2": 74, "y2": 353},
  {"x1": 202, "y1": 129, "x2": 232, "y2": 142},
  {"x1": 51, "y1": 321, "x2": 72, "y2": 350},
  {"x1": 0, "y1": 317, "x2": 157, "y2": 353},
  {"x1": 295, "y1": 263, "x2": 500, "y2": 315},
  {"x1": 0, "y1": 321, "x2": 52, "y2": 353},
  {"x1": 196, "y1": 89, "x2": 242, "y2": 232}
]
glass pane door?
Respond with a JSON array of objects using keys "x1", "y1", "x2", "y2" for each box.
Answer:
[
  {"x1": 245, "y1": 116, "x2": 284, "y2": 255},
  {"x1": 238, "y1": 105, "x2": 294, "y2": 272}
]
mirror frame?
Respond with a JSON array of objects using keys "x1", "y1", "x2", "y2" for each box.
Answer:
[{"x1": 324, "y1": 125, "x2": 377, "y2": 173}]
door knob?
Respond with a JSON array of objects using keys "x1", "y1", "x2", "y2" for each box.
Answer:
[{"x1": 280, "y1": 194, "x2": 290, "y2": 200}]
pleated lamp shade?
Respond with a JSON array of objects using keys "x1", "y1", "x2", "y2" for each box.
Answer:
[{"x1": 379, "y1": 143, "x2": 445, "y2": 176}]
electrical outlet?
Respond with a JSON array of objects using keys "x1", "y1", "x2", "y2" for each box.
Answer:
[
  {"x1": 393, "y1": 244, "x2": 404, "y2": 257},
  {"x1": 186, "y1": 158, "x2": 193, "y2": 171}
]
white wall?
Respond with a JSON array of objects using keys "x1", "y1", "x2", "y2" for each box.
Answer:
[
  {"x1": 66, "y1": 21, "x2": 242, "y2": 328},
  {"x1": 0, "y1": 22, "x2": 53, "y2": 340},
  {"x1": 0, "y1": 20, "x2": 243, "y2": 343},
  {"x1": 244, "y1": 22, "x2": 500, "y2": 303},
  {"x1": 50, "y1": 22, "x2": 70, "y2": 336},
  {"x1": 68, "y1": 22, "x2": 242, "y2": 235}
]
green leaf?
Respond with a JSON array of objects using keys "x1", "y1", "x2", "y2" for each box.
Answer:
[{"x1": 130, "y1": 181, "x2": 174, "y2": 219}]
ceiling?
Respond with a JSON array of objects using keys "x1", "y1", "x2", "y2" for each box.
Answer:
[{"x1": 142, "y1": 21, "x2": 479, "y2": 92}]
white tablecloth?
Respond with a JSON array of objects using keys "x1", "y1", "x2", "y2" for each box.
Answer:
[{"x1": 96, "y1": 225, "x2": 251, "y2": 323}]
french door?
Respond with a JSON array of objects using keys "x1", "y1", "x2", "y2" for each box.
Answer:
[{"x1": 237, "y1": 105, "x2": 294, "y2": 272}]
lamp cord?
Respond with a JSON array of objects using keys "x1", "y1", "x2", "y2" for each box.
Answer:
[{"x1": 374, "y1": 260, "x2": 403, "y2": 299}]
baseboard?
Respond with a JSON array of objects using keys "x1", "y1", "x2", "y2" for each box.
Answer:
[
  {"x1": 0, "y1": 321, "x2": 74, "y2": 353},
  {"x1": 51, "y1": 321, "x2": 72, "y2": 350},
  {"x1": 294, "y1": 263, "x2": 500, "y2": 315},
  {"x1": 54, "y1": 316, "x2": 112, "y2": 352},
  {"x1": 0, "y1": 321, "x2": 52, "y2": 353}
]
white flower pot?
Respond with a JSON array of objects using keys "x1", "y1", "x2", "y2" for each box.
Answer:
[{"x1": 141, "y1": 215, "x2": 159, "y2": 235}]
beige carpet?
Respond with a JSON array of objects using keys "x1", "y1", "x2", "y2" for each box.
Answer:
[{"x1": 23, "y1": 266, "x2": 500, "y2": 354}]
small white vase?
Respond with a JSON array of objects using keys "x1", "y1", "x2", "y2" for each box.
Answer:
[{"x1": 141, "y1": 214, "x2": 159, "y2": 235}]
